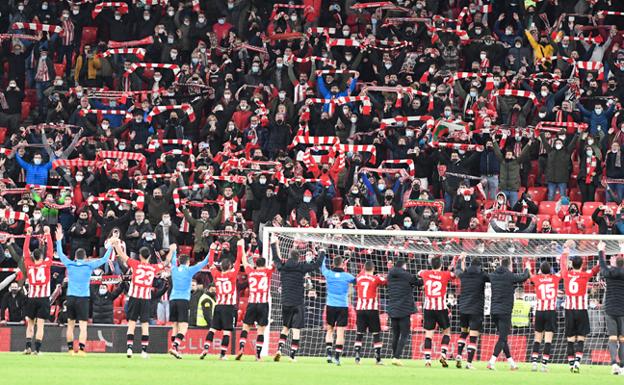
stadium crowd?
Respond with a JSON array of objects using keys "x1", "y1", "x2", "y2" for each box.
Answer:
[{"x1": 0, "y1": 0, "x2": 624, "y2": 369}]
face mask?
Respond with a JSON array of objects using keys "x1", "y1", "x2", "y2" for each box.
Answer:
[
  {"x1": 595, "y1": 108, "x2": 603, "y2": 114},
  {"x1": 153, "y1": 75, "x2": 162, "y2": 82},
  {"x1": 218, "y1": 19, "x2": 225, "y2": 25},
  {"x1": 588, "y1": 139, "x2": 594, "y2": 145},
  {"x1": 118, "y1": 144, "x2": 126, "y2": 151},
  {"x1": 351, "y1": 189, "x2": 358, "y2": 195},
  {"x1": 345, "y1": 55, "x2": 352, "y2": 61},
  {"x1": 41, "y1": 54, "x2": 47, "y2": 60},
  {"x1": 143, "y1": 15, "x2": 150, "y2": 21},
  {"x1": 33, "y1": 214, "x2": 42, "y2": 221},
  {"x1": 251, "y1": 66, "x2": 259, "y2": 73},
  {"x1": 276, "y1": 62, "x2": 283, "y2": 69},
  {"x1": 384, "y1": 63, "x2": 392, "y2": 70},
  {"x1": 458, "y1": 150, "x2": 465, "y2": 155},
  {"x1": 192, "y1": 58, "x2": 199, "y2": 64},
  {"x1": 541, "y1": 91, "x2": 548, "y2": 97},
  {"x1": 183, "y1": 20, "x2": 190, "y2": 26},
  {"x1": 18, "y1": 5, "x2": 24, "y2": 11},
  {"x1": 76, "y1": 175, "x2": 84, "y2": 182},
  {"x1": 350, "y1": 117, "x2": 358, "y2": 124},
  {"x1": 22, "y1": 205, "x2": 29, "y2": 212},
  {"x1": 505, "y1": 29, "x2": 512, "y2": 35},
  {"x1": 34, "y1": 158, "x2": 42, "y2": 165},
  {"x1": 469, "y1": 91, "x2": 477, "y2": 98},
  {"x1": 474, "y1": 29, "x2": 482, "y2": 35},
  {"x1": 377, "y1": 184, "x2": 386, "y2": 191},
  {"x1": 443, "y1": 110, "x2": 452, "y2": 118},
  {"x1": 168, "y1": 10, "x2": 175, "y2": 17},
  {"x1": 259, "y1": 178, "x2": 267, "y2": 185},
  {"x1": 558, "y1": 135, "x2": 566, "y2": 140},
  {"x1": 168, "y1": 38, "x2": 174, "y2": 44},
  {"x1": 98, "y1": 288, "x2": 107, "y2": 295},
  {"x1": 480, "y1": 54, "x2": 487, "y2": 60},
  {"x1": 497, "y1": 199, "x2": 504, "y2": 205},
  {"x1": 198, "y1": 18, "x2": 206, "y2": 24},
  {"x1": 290, "y1": 15, "x2": 297, "y2": 21},
  {"x1": 538, "y1": 112, "x2": 546, "y2": 118},
  {"x1": 406, "y1": 129, "x2": 414, "y2": 137},
  {"x1": 303, "y1": 196, "x2": 311, "y2": 203},
  {"x1": 403, "y1": 221, "x2": 412, "y2": 228},
  {"x1": 170, "y1": 53, "x2": 178, "y2": 59},
  {"x1": 464, "y1": 195, "x2": 471, "y2": 201},
  {"x1": 73, "y1": 9, "x2": 79, "y2": 15},
  {"x1": 115, "y1": 15, "x2": 122, "y2": 20},
  {"x1": 555, "y1": 144, "x2": 563, "y2": 150}
]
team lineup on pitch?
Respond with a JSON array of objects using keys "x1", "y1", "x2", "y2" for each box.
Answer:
[{"x1": 13, "y1": 226, "x2": 624, "y2": 378}]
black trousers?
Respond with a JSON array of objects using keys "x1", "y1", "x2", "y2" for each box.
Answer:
[
  {"x1": 492, "y1": 313, "x2": 512, "y2": 359},
  {"x1": 391, "y1": 316, "x2": 411, "y2": 359}
]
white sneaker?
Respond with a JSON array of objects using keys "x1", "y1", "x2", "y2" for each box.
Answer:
[
  {"x1": 540, "y1": 364, "x2": 549, "y2": 373},
  {"x1": 465, "y1": 363, "x2": 476, "y2": 370},
  {"x1": 487, "y1": 362, "x2": 496, "y2": 371},
  {"x1": 126, "y1": 348, "x2": 133, "y2": 358},
  {"x1": 531, "y1": 362, "x2": 538, "y2": 372},
  {"x1": 141, "y1": 351, "x2": 149, "y2": 359},
  {"x1": 612, "y1": 363, "x2": 620, "y2": 375}
]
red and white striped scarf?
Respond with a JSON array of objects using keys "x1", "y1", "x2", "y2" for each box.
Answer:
[
  {"x1": 35, "y1": 57, "x2": 50, "y2": 82},
  {"x1": 574, "y1": 61, "x2": 605, "y2": 80},
  {"x1": 147, "y1": 139, "x2": 193, "y2": 153},
  {"x1": 333, "y1": 144, "x2": 376, "y2": 164},
  {"x1": 96, "y1": 151, "x2": 146, "y2": 167},
  {"x1": 289, "y1": 54, "x2": 336, "y2": 67},
  {"x1": 327, "y1": 38, "x2": 362, "y2": 47},
  {"x1": 102, "y1": 48, "x2": 146, "y2": 60},
  {"x1": 79, "y1": 109, "x2": 132, "y2": 119},
  {"x1": 379, "y1": 159, "x2": 415, "y2": 176},
  {"x1": 344, "y1": 205, "x2": 394, "y2": 216},
  {"x1": 108, "y1": 36, "x2": 154, "y2": 49},
  {"x1": 146, "y1": 104, "x2": 195, "y2": 123},
  {"x1": 597, "y1": 11, "x2": 624, "y2": 17},
  {"x1": 429, "y1": 141, "x2": 484, "y2": 152},
  {"x1": 351, "y1": 1, "x2": 394, "y2": 9},
  {"x1": 585, "y1": 155, "x2": 597, "y2": 185},
  {"x1": 290, "y1": 135, "x2": 340, "y2": 148},
  {"x1": 0, "y1": 209, "x2": 30, "y2": 229},
  {"x1": 568, "y1": 35, "x2": 604, "y2": 45},
  {"x1": 88, "y1": 189, "x2": 145, "y2": 210},
  {"x1": 452, "y1": 71, "x2": 495, "y2": 90},
  {"x1": 52, "y1": 159, "x2": 102, "y2": 170},
  {"x1": 496, "y1": 89, "x2": 537, "y2": 104},
  {"x1": 125, "y1": 62, "x2": 181, "y2": 77},
  {"x1": 61, "y1": 19, "x2": 74, "y2": 46},
  {"x1": 379, "y1": 115, "x2": 435, "y2": 130},
  {"x1": 11, "y1": 22, "x2": 62, "y2": 34},
  {"x1": 91, "y1": 2, "x2": 129, "y2": 19}
]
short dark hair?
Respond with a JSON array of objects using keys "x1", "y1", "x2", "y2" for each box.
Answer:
[
  {"x1": 430, "y1": 256, "x2": 442, "y2": 270},
  {"x1": 255, "y1": 257, "x2": 266, "y2": 268},
  {"x1": 333, "y1": 256, "x2": 343, "y2": 268},
  {"x1": 571, "y1": 256, "x2": 583, "y2": 270},
  {"x1": 288, "y1": 250, "x2": 300, "y2": 261},
  {"x1": 75, "y1": 248, "x2": 86, "y2": 260},
  {"x1": 179, "y1": 254, "x2": 190, "y2": 265},
  {"x1": 617, "y1": 258, "x2": 624, "y2": 268},
  {"x1": 540, "y1": 261, "x2": 551, "y2": 274},
  {"x1": 364, "y1": 261, "x2": 375, "y2": 272},
  {"x1": 32, "y1": 249, "x2": 42, "y2": 260},
  {"x1": 470, "y1": 256, "x2": 481, "y2": 267},
  {"x1": 395, "y1": 259, "x2": 407, "y2": 269},
  {"x1": 501, "y1": 257, "x2": 511, "y2": 268},
  {"x1": 221, "y1": 258, "x2": 232, "y2": 271},
  {"x1": 139, "y1": 247, "x2": 151, "y2": 260}
]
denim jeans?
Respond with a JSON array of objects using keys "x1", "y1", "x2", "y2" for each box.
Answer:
[
  {"x1": 608, "y1": 183, "x2": 624, "y2": 203},
  {"x1": 502, "y1": 190, "x2": 518, "y2": 208},
  {"x1": 547, "y1": 182, "x2": 567, "y2": 201},
  {"x1": 482, "y1": 175, "x2": 499, "y2": 200}
]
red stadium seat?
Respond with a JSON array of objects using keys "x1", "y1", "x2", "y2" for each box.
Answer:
[
  {"x1": 581, "y1": 216, "x2": 597, "y2": 234},
  {"x1": 332, "y1": 197, "x2": 343, "y2": 213},
  {"x1": 526, "y1": 187, "x2": 547, "y2": 203},
  {"x1": 54, "y1": 63, "x2": 65, "y2": 77},
  {"x1": 582, "y1": 202, "x2": 602, "y2": 216},
  {"x1": 0, "y1": 127, "x2": 6, "y2": 144},
  {"x1": 21, "y1": 102, "x2": 31, "y2": 120},
  {"x1": 178, "y1": 245, "x2": 193, "y2": 258},
  {"x1": 440, "y1": 213, "x2": 455, "y2": 231},
  {"x1": 569, "y1": 188, "x2": 582, "y2": 202},
  {"x1": 24, "y1": 88, "x2": 37, "y2": 105},
  {"x1": 535, "y1": 214, "x2": 551, "y2": 231},
  {"x1": 538, "y1": 201, "x2": 557, "y2": 215}
]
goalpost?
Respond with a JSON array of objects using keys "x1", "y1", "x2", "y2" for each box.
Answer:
[{"x1": 262, "y1": 227, "x2": 624, "y2": 364}]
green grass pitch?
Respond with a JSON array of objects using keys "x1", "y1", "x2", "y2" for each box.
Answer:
[{"x1": 1, "y1": 353, "x2": 622, "y2": 385}]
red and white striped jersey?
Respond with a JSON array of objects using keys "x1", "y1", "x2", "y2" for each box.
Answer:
[
  {"x1": 25, "y1": 259, "x2": 53, "y2": 299},
  {"x1": 211, "y1": 268, "x2": 239, "y2": 305},
  {"x1": 418, "y1": 270, "x2": 454, "y2": 310},
  {"x1": 245, "y1": 266, "x2": 275, "y2": 304},
  {"x1": 355, "y1": 272, "x2": 386, "y2": 310},
  {"x1": 560, "y1": 254, "x2": 599, "y2": 310},
  {"x1": 61, "y1": 19, "x2": 75, "y2": 46},
  {"x1": 530, "y1": 274, "x2": 561, "y2": 311},
  {"x1": 127, "y1": 258, "x2": 164, "y2": 300}
]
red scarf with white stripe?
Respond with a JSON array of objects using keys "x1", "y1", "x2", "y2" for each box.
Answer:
[{"x1": 586, "y1": 155, "x2": 597, "y2": 184}]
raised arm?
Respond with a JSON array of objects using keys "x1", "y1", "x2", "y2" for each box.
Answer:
[
  {"x1": 270, "y1": 236, "x2": 283, "y2": 270},
  {"x1": 88, "y1": 246, "x2": 114, "y2": 269},
  {"x1": 113, "y1": 240, "x2": 130, "y2": 265},
  {"x1": 44, "y1": 227, "x2": 53, "y2": 259},
  {"x1": 23, "y1": 230, "x2": 32, "y2": 264},
  {"x1": 190, "y1": 250, "x2": 211, "y2": 275},
  {"x1": 597, "y1": 241, "x2": 612, "y2": 277},
  {"x1": 234, "y1": 239, "x2": 243, "y2": 272},
  {"x1": 55, "y1": 224, "x2": 73, "y2": 266}
]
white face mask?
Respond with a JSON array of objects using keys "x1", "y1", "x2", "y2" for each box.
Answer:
[
  {"x1": 303, "y1": 196, "x2": 311, "y2": 203},
  {"x1": 588, "y1": 139, "x2": 594, "y2": 145},
  {"x1": 290, "y1": 15, "x2": 297, "y2": 21},
  {"x1": 384, "y1": 63, "x2": 392, "y2": 70},
  {"x1": 480, "y1": 54, "x2": 487, "y2": 60},
  {"x1": 218, "y1": 19, "x2": 225, "y2": 25},
  {"x1": 154, "y1": 76, "x2": 161, "y2": 82},
  {"x1": 22, "y1": 205, "x2": 29, "y2": 213},
  {"x1": 464, "y1": 195, "x2": 471, "y2": 201},
  {"x1": 168, "y1": 11, "x2": 175, "y2": 17},
  {"x1": 18, "y1": 5, "x2": 24, "y2": 11},
  {"x1": 444, "y1": 110, "x2": 451, "y2": 117},
  {"x1": 350, "y1": 117, "x2": 357, "y2": 124},
  {"x1": 276, "y1": 63, "x2": 283, "y2": 69},
  {"x1": 538, "y1": 112, "x2": 546, "y2": 118},
  {"x1": 33, "y1": 158, "x2": 42, "y2": 165},
  {"x1": 33, "y1": 214, "x2": 41, "y2": 221},
  {"x1": 115, "y1": 15, "x2": 122, "y2": 21},
  {"x1": 198, "y1": 18, "x2": 206, "y2": 24},
  {"x1": 403, "y1": 221, "x2": 412, "y2": 228},
  {"x1": 278, "y1": 92, "x2": 286, "y2": 99},
  {"x1": 541, "y1": 91, "x2": 548, "y2": 97},
  {"x1": 143, "y1": 15, "x2": 150, "y2": 21},
  {"x1": 555, "y1": 144, "x2": 563, "y2": 150},
  {"x1": 135, "y1": 118, "x2": 142, "y2": 123},
  {"x1": 586, "y1": 150, "x2": 593, "y2": 156},
  {"x1": 406, "y1": 129, "x2": 414, "y2": 137},
  {"x1": 42, "y1": 4, "x2": 48, "y2": 10},
  {"x1": 469, "y1": 91, "x2": 477, "y2": 98},
  {"x1": 76, "y1": 175, "x2": 84, "y2": 182},
  {"x1": 251, "y1": 66, "x2": 259, "y2": 73},
  {"x1": 119, "y1": 144, "x2": 126, "y2": 151},
  {"x1": 73, "y1": 9, "x2": 79, "y2": 15},
  {"x1": 168, "y1": 38, "x2": 174, "y2": 44},
  {"x1": 98, "y1": 288, "x2": 107, "y2": 296},
  {"x1": 595, "y1": 108, "x2": 603, "y2": 114}
]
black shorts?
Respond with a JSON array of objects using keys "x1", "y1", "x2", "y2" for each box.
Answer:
[
  {"x1": 565, "y1": 309, "x2": 590, "y2": 337},
  {"x1": 212, "y1": 305, "x2": 236, "y2": 331},
  {"x1": 282, "y1": 305, "x2": 304, "y2": 329},
  {"x1": 127, "y1": 297, "x2": 151, "y2": 322},
  {"x1": 423, "y1": 309, "x2": 450, "y2": 331},
  {"x1": 606, "y1": 315, "x2": 624, "y2": 336},
  {"x1": 534, "y1": 311, "x2": 557, "y2": 333},
  {"x1": 326, "y1": 306, "x2": 349, "y2": 327},
  {"x1": 459, "y1": 313, "x2": 483, "y2": 332},
  {"x1": 25, "y1": 297, "x2": 50, "y2": 320},
  {"x1": 66, "y1": 296, "x2": 89, "y2": 321},
  {"x1": 356, "y1": 310, "x2": 381, "y2": 333},
  {"x1": 169, "y1": 299, "x2": 189, "y2": 323},
  {"x1": 243, "y1": 303, "x2": 269, "y2": 327}
]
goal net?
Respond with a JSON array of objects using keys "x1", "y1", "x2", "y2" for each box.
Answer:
[{"x1": 262, "y1": 227, "x2": 623, "y2": 364}]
